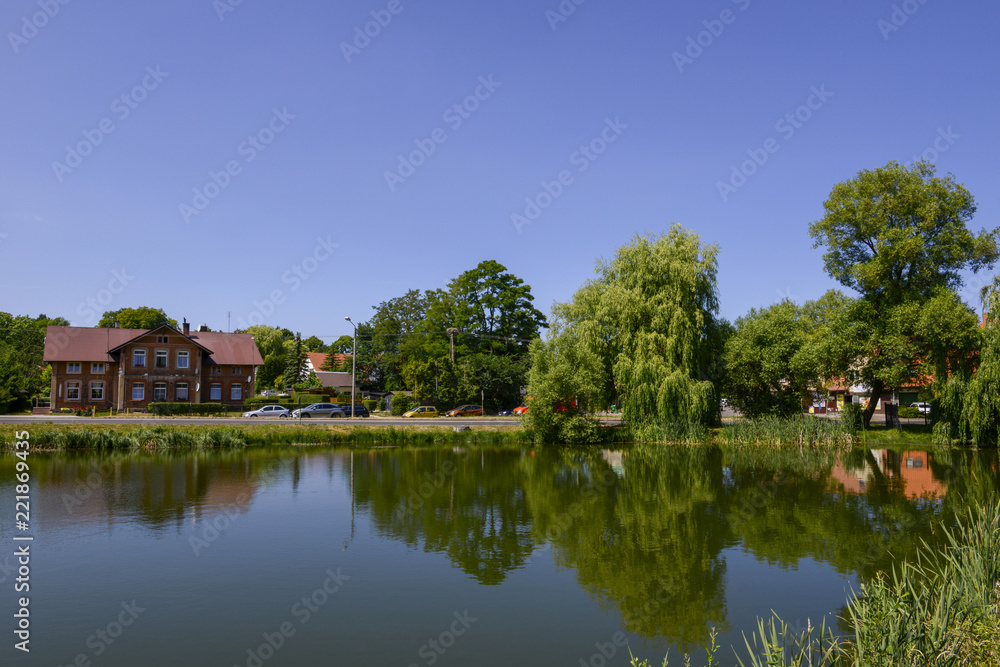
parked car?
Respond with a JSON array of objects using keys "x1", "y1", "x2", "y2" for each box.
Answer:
[
  {"x1": 911, "y1": 402, "x2": 932, "y2": 415},
  {"x1": 243, "y1": 405, "x2": 291, "y2": 418},
  {"x1": 513, "y1": 405, "x2": 529, "y2": 415},
  {"x1": 341, "y1": 404, "x2": 370, "y2": 418},
  {"x1": 445, "y1": 405, "x2": 483, "y2": 417},
  {"x1": 402, "y1": 406, "x2": 439, "y2": 418},
  {"x1": 498, "y1": 409, "x2": 513, "y2": 416},
  {"x1": 291, "y1": 403, "x2": 346, "y2": 418}
]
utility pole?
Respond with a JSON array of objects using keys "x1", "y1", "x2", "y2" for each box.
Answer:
[{"x1": 345, "y1": 317, "x2": 357, "y2": 418}]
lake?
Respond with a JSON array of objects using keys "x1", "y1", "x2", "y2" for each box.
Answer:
[{"x1": 2, "y1": 444, "x2": 997, "y2": 666}]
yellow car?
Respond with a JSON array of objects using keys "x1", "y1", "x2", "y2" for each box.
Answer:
[{"x1": 402, "y1": 406, "x2": 439, "y2": 418}]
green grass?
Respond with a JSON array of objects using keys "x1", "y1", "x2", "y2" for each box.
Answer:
[
  {"x1": 0, "y1": 423, "x2": 530, "y2": 451},
  {"x1": 631, "y1": 501, "x2": 1000, "y2": 666}
]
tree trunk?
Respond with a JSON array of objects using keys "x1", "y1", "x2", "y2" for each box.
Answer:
[{"x1": 862, "y1": 378, "x2": 884, "y2": 428}]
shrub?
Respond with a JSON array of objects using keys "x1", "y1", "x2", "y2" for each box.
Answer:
[
  {"x1": 840, "y1": 402, "x2": 864, "y2": 431},
  {"x1": 363, "y1": 400, "x2": 377, "y2": 411},
  {"x1": 390, "y1": 394, "x2": 416, "y2": 416},
  {"x1": 898, "y1": 406, "x2": 923, "y2": 419},
  {"x1": 148, "y1": 403, "x2": 227, "y2": 416}
]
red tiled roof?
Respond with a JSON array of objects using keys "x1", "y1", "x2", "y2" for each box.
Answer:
[
  {"x1": 307, "y1": 352, "x2": 351, "y2": 370},
  {"x1": 43, "y1": 326, "x2": 262, "y2": 366}
]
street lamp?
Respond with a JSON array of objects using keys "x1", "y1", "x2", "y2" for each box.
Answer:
[{"x1": 344, "y1": 317, "x2": 357, "y2": 419}]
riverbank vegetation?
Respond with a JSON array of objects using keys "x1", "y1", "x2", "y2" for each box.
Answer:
[
  {"x1": 629, "y1": 501, "x2": 1000, "y2": 666},
  {"x1": 0, "y1": 423, "x2": 531, "y2": 451}
]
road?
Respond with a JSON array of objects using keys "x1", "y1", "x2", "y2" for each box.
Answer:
[{"x1": 0, "y1": 414, "x2": 625, "y2": 427}]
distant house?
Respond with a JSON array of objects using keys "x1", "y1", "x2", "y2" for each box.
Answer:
[
  {"x1": 43, "y1": 321, "x2": 263, "y2": 412},
  {"x1": 304, "y1": 352, "x2": 351, "y2": 373},
  {"x1": 304, "y1": 352, "x2": 355, "y2": 394}
]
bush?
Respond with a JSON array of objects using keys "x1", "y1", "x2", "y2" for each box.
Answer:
[
  {"x1": 148, "y1": 403, "x2": 227, "y2": 416},
  {"x1": 898, "y1": 406, "x2": 923, "y2": 419},
  {"x1": 363, "y1": 400, "x2": 377, "y2": 411},
  {"x1": 840, "y1": 402, "x2": 864, "y2": 431},
  {"x1": 390, "y1": 394, "x2": 416, "y2": 416}
]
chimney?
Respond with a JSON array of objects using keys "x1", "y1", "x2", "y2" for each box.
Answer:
[{"x1": 182, "y1": 319, "x2": 190, "y2": 336}]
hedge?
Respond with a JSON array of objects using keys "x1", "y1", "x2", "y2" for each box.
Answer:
[{"x1": 149, "y1": 403, "x2": 228, "y2": 416}]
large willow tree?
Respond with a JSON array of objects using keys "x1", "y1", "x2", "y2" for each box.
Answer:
[{"x1": 526, "y1": 225, "x2": 724, "y2": 441}]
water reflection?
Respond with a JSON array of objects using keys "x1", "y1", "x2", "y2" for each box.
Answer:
[{"x1": 7, "y1": 444, "x2": 998, "y2": 658}]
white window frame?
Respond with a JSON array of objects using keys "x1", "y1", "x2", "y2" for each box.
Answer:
[
  {"x1": 132, "y1": 383, "x2": 145, "y2": 401},
  {"x1": 176, "y1": 350, "x2": 190, "y2": 369},
  {"x1": 91, "y1": 363, "x2": 105, "y2": 374},
  {"x1": 231, "y1": 384, "x2": 242, "y2": 400},
  {"x1": 210, "y1": 383, "x2": 222, "y2": 401},
  {"x1": 133, "y1": 349, "x2": 147, "y2": 368},
  {"x1": 176, "y1": 383, "x2": 189, "y2": 401},
  {"x1": 67, "y1": 362, "x2": 81, "y2": 374},
  {"x1": 155, "y1": 349, "x2": 169, "y2": 369},
  {"x1": 90, "y1": 382, "x2": 104, "y2": 401},
  {"x1": 153, "y1": 382, "x2": 167, "y2": 402},
  {"x1": 66, "y1": 381, "x2": 81, "y2": 401}
]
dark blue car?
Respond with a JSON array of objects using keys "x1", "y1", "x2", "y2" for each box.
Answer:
[{"x1": 341, "y1": 404, "x2": 370, "y2": 418}]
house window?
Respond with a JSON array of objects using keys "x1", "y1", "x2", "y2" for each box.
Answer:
[
  {"x1": 177, "y1": 350, "x2": 190, "y2": 369},
  {"x1": 155, "y1": 350, "x2": 168, "y2": 369},
  {"x1": 211, "y1": 366, "x2": 222, "y2": 375},
  {"x1": 133, "y1": 349, "x2": 146, "y2": 368},
  {"x1": 132, "y1": 383, "x2": 145, "y2": 401},
  {"x1": 153, "y1": 383, "x2": 167, "y2": 401},
  {"x1": 176, "y1": 383, "x2": 189, "y2": 401},
  {"x1": 91, "y1": 363, "x2": 105, "y2": 374},
  {"x1": 233, "y1": 366, "x2": 243, "y2": 375},
  {"x1": 231, "y1": 384, "x2": 242, "y2": 400},
  {"x1": 66, "y1": 381, "x2": 81, "y2": 401},
  {"x1": 90, "y1": 382, "x2": 104, "y2": 401},
  {"x1": 67, "y1": 362, "x2": 81, "y2": 373},
  {"x1": 210, "y1": 384, "x2": 222, "y2": 400},
  {"x1": 157, "y1": 335, "x2": 169, "y2": 344}
]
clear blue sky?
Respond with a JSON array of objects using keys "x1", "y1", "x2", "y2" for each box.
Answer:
[{"x1": 2, "y1": 0, "x2": 998, "y2": 341}]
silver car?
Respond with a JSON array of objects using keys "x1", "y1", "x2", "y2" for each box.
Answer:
[
  {"x1": 291, "y1": 403, "x2": 346, "y2": 418},
  {"x1": 243, "y1": 405, "x2": 291, "y2": 418}
]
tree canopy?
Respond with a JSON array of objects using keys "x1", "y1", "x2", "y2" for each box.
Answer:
[
  {"x1": 97, "y1": 307, "x2": 178, "y2": 330},
  {"x1": 809, "y1": 161, "x2": 999, "y2": 426}
]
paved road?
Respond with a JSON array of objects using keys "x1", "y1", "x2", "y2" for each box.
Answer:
[{"x1": 0, "y1": 415, "x2": 625, "y2": 427}]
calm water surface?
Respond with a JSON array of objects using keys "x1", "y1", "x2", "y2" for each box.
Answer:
[{"x1": 2, "y1": 445, "x2": 997, "y2": 666}]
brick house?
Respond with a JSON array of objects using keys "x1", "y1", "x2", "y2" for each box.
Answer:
[{"x1": 43, "y1": 322, "x2": 263, "y2": 412}]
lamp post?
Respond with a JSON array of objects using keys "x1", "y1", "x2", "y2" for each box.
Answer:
[{"x1": 344, "y1": 317, "x2": 357, "y2": 419}]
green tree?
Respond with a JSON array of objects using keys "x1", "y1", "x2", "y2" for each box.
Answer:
[
  {"x1": 0, "y1": 313, "x2": 51, "y2": 413},
  {"x1": 282, "y1": 333, "x2": 305, "y2": 388},
  {"x1": 724, "y1": 300, "x2": 820, "y2": 418},
  {"x1": 810, "y1": 161, "x2": 999, "y2": 426},
  {"x1": 329, "y1": 335, "x2": 354, "y2": 354},
  {"x1": 97, "y1": 307, "x2": 177, "y2": 329},
  {"x1": 302, "y1": 336, "x2": 327, "y2": 353},
  {"x1": 448, "y1": 260, "x2": 547, "y2": 356},
  {"x1": 536, "y1": 226, "x2": 724, "y2": 436}
]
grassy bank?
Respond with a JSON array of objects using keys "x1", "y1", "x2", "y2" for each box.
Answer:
[
  {"x1": 0, "y1": 423, "x2": 530, "y2": 451},
  {"x1": 631, "y1": 501, "x2": 1000, "y2": 667}
]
